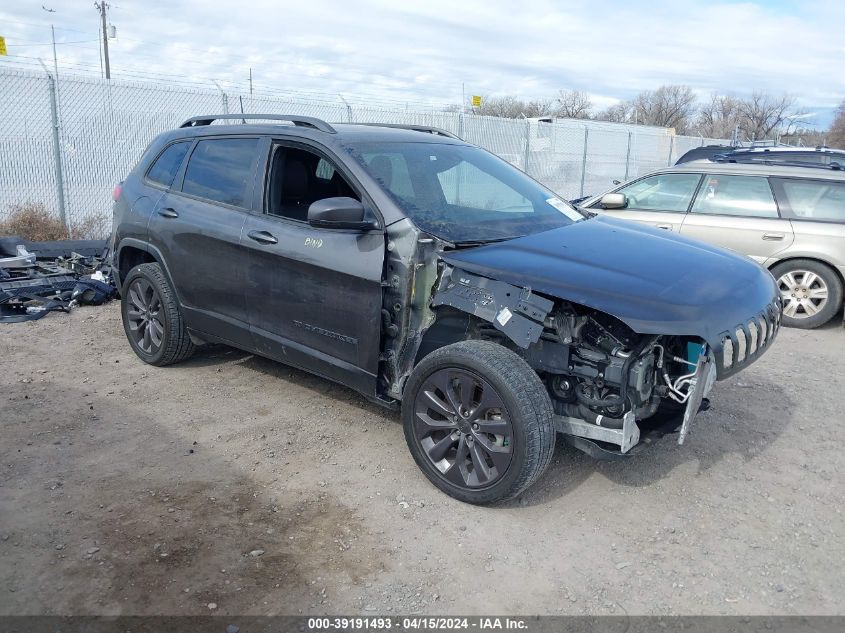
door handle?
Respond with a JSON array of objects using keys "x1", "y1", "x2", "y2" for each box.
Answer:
[
  {"x1": 655, "y1": 224, "x2": 672, "y2": 230},
  {"x1": 157, "y1": 207, "x2": 178, "y2": 218},
  {"x1": 762, "y1": 233, "x2": 785, "y2": 241},
  {"x1": 247, "y1": 230, "x2": 278, "y2": 245}
]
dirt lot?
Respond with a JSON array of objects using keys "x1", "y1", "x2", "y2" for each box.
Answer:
[{"x1": 0, "y1": 304, "x2": 843, "y2": 616}]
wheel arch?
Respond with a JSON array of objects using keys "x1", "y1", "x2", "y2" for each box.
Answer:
[{"x1": 115, "y1": 239, "x2": 181, "y2": 301}]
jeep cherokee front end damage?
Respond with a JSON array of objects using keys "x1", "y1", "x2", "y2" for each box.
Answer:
[{"x1": 384, "y1": 214, "x2": 782, "y2": 458}]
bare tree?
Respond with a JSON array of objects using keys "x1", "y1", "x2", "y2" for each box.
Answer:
[
  {"x1": 596, "y1": 101, "x2": 633, "y2": 123},
  {"x1": 826, "y1": 100, "x2": 845, "y2": 149},
  {"x1": 631, "y1": 85, "x2": 697, "y2": 133},
  {"x1": 556, "y1": 89, "x2": 593, "y2": 119},
  {"x1": 736, "y1": 91, "x2": 798, "y2": 139},
  {"x1": 476, "y1": 95, "x2": 527, "y2": 118},
  {"x1": 524, "y1": 98, "x2": 557, "y2": 118},
  {"x1": 696, "y1": 93, "x2": 742, "y2": 139},
  {"x1": 474, "y1": 95, "x2": 557, "y2": 119}
]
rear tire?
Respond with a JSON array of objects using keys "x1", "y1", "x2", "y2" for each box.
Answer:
[
  {"x1": 771, "y1": 259, "x2": 842, "y2": 329},
  {"x1": 121, "y1": 262, "x2": 195, "y2": 366},
  {"x1": 402, "y1": 341, "x2": 555, "y2": 505}
]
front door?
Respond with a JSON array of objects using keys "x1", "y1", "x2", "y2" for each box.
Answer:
[
  {"x1": 679, "y1": 174, "x2": 794, "y2": 263},
  {"x1": 242, "y1": 140, "x2": 385, "y2": 395},
  {"x1": 592, "y1": 172, "x2": 702, "y2": 231}
]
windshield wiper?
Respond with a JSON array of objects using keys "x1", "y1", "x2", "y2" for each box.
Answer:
[{"x1": 450, "y1": 236, "x2": 520, "y2": 247}]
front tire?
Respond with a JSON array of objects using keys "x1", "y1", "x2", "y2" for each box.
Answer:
[
  {"x1": 771, "y1": 259, "x2": 843, "y2": 329},
  {"x1": 121, "y1": 262, "x2": 195, "y2": 366},
  {"x1": 402, "y1": 341, "x2": 556, "y2": 505}
]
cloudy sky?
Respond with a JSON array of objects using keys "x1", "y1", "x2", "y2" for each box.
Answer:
[{"x1": 2, "y1": 0, "x2": 844, "y2": 126}]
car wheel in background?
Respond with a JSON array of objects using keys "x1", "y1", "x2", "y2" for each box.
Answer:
[{"x1": 771, "y1": 259, "x2": 843, "y2": 329}]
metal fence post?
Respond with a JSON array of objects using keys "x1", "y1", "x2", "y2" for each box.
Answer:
[
  {"x1": 667, "y1": 135, "x2": 675, "y2": 166},
  {"x1": 212, "y1": 80, "x2": 229, "y2": 114},
  {"x1": 523, "y1": 119, "x2": 531, "y2": 173},
  {"x1": 579, "y1": 126, "x2": 589, "y2": 198},
  {"x1": 40, "y1": 61, "x2": 68, "y2": 230},
  {"x1": 624, "y1": 131, "x2": 632, "y2": 181}
]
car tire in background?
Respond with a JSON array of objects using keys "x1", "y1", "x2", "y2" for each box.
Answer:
[
  {"x1": 402, "y1": 340, "x2": 556, "y2": 505},
  {"x1": 121, "y1": 262, "x2": 195, "y2": 366},
  {"x1": 771, "y1": 259, "x2": 843, "y2": 329}
]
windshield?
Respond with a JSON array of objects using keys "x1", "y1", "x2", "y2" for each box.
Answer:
[{"x1": 345, "y1": 141, "x2": 583, "y2": 242}]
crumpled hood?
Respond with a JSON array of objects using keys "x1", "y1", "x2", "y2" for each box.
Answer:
[{"x1": 440, "y1": 215, "x2": 779, "y2": 347}]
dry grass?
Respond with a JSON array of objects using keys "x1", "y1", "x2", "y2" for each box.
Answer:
[{"x1": 0, "y1": 202, "x2": 103, "y2": 241}]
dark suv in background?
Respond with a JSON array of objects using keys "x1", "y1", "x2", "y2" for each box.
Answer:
[{"x1": 110, "y1": 114, "x2": 781, "y2": 504}]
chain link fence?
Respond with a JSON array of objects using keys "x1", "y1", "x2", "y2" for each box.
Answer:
[{"x1": 0, "y1": 67, "x2": 728, "y2": 238}]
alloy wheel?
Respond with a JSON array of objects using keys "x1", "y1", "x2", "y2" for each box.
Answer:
[
  {"x1": 777, "y1": 269, "x2": 829, "y2": 320},
  {"x1": 412, "y1": 368, "x2": 514, "y2": 489},
  {"x1": 126, "y1": 278, "x2": 165, "y2": 354}
]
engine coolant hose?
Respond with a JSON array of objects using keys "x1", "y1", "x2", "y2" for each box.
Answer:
[{"x1": 576, "y1": 403, "x2": 624, "y2": 429}]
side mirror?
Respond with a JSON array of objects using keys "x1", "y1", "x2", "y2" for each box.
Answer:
[
  {"x1": 600, "y1": 193, "x2": 627, "y2": 209},
  {"x1": 307, "y1": 197, "x2": 371, "y2": 229}
]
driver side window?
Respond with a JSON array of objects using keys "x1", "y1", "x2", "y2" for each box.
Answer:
[
  {"x1": 266, "y1": 145, "x2": 361, "y2": 222},
  {"x1": 615, "y1": 173, "x2": 702, "y2": 212}
]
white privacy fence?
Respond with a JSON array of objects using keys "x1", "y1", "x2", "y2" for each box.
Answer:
[{"x1": 0, "y1": 67, "x2": 728, "y2": 237}]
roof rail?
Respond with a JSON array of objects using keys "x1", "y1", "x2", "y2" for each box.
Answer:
[
  {"x1": 352, "y1": 123, "x2": 461, "y2": 139},
  {"x1": 712, "y1": 156, "x2": 843, "y2": 171},
  {"x1": 179, "y1": 114, "x2": 336, "y2": 133}
]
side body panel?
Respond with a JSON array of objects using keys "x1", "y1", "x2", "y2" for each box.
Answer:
[
  {"x1": 598, "y1": 208, "x2": 687, "y2": 232},
  {"x1": 679, "y1": 214, "x2": 795, "y2": 263}
]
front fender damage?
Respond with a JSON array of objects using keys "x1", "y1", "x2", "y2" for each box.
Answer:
[{"x1": 431, "y1": 267, "x2": 553, "y2": 349}]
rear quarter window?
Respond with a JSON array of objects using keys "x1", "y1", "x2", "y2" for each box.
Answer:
[
  {"x1": 772, "y1": 178, "x2": 845, "y2": 223},
  {"x1": 146, "y1": 141, "x2": 190, "y2": 187},
  {"x1": 181, "y1": 138, "x2": 259, "y2": 207}
]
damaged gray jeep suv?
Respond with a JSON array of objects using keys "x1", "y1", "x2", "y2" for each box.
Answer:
[{"x1": 111, "y1": 114, "x2": 781, "y2": 504}]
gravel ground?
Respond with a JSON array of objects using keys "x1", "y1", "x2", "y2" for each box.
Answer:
[{"x1": 0, "y1": 304, "x2": 843, "y2": 616}]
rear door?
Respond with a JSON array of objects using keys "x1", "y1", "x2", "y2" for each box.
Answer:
[
  {"x1": 769, "y1": 176, "x2": 845, "y2": 269},
  {"x1": 679, "y1": 173, "x2": 794, "y2": 263},
  {"x1": 241, "y1": 139, "x2": 385, "y2": 395},
  {"x1": 148, "y1": 136, "x2": 261, "y2": 347},
  {"x1": 589, "y1": 172, "x2": 702, "y2": 231}
]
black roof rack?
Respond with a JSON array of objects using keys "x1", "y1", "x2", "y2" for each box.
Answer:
[
  {"x1": 351, "y1": 123, "x2": 461, "y2": 139},
  {"x1": 179, "y1": 114, "x2": 336, "y2": 133},
  {"x1": 712, "y1": 156, "x2": 843, "y2": 171}
]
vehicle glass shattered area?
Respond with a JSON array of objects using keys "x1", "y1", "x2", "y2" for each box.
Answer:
[{"x1": 345, "y1": 141, "x2": 583, "y2": 243}]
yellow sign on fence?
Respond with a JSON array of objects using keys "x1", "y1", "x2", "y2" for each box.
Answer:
[
  {"x1": 0, "y1": 37, "x2": 7, "y2": 56},
  {"x1": 471, "y1": 95, "x2": 482, "y2": 107}
]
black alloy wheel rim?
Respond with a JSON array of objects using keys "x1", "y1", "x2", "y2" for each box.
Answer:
[
  {"x1": 412, "y1": 368, "x2": 514, "y2": 489},
  {"x1": 126, "y1": 278, "x2": 164, "y2": 355}
]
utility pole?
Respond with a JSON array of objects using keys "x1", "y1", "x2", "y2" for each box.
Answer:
[
  {"x1": 249, "y1": 67, "x2": 253, "y2": 97},
  {"x1": 95, "y1": 2, "x2": 110, "y2": 79}
]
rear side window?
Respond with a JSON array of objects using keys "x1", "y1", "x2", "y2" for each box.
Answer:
[
  {"x1": 773, "y1": 178, "x2": 845, "y2": 223},
  {"x1": 146, "y1": 142, "x2": 189, "y2": 187},
  {"x1": 691, "y1": 175, "x2": 778, "y2": 218},
  {"x1": 181, "y1": 138, "x2": 259, "y2": 207}
]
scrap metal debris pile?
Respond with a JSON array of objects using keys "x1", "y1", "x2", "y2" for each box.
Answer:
[{"x1": 0, "y1": 236, "x2": 116, "y2": 323}]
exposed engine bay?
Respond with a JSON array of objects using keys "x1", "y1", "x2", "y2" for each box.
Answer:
[{"x1": 378, "y1": 222, "x2": 728, "y2": 458}]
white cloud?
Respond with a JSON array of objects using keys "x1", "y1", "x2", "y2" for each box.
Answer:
[{"x1": 2, "y1": 0, "x2": 843, "y2": 121}]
